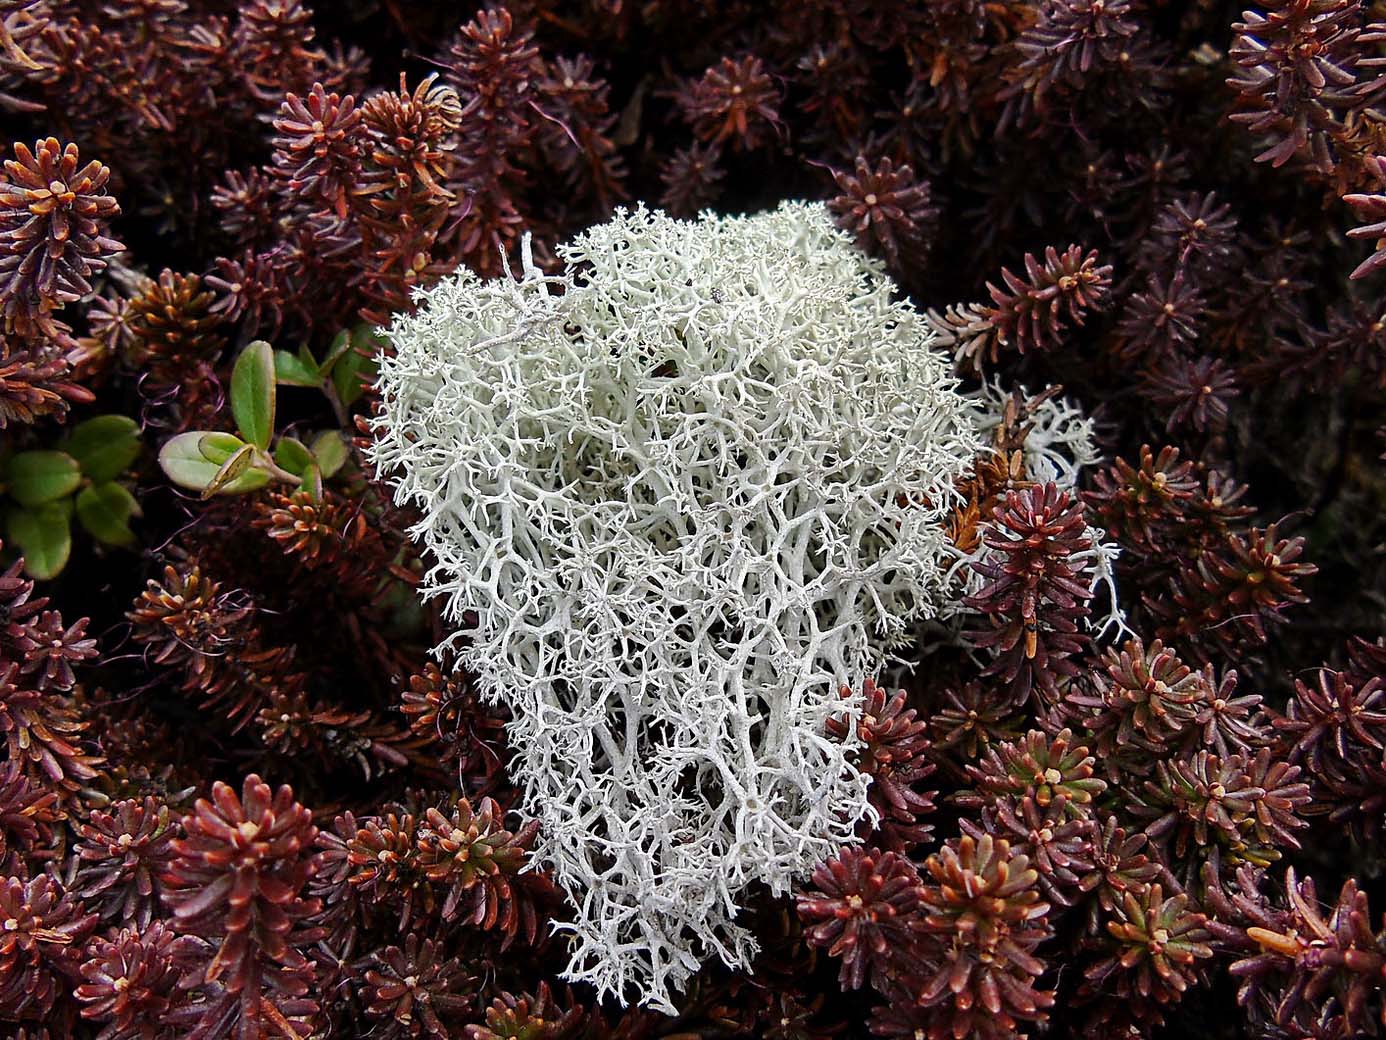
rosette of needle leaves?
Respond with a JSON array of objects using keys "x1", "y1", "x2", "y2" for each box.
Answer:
[
  {"x1": 0, "y1": 548, "x2": 102, "y2": 797},
  {"x1": 825, "y1": 680, "x2": 937, "y2": 850},
  {"x1": 796, "y1": 845, "x2": 927, "y2": 991},
  {"x1": 162, "y1": 773, "x2": 323, "y2": 1038},
  {"x1": 0, "y1": 873, "x2": 96, "y2": 1020},
  {"x1": 1131, "y1": 748, "x2": 1310, "y2": 886},
  {"x1": 1274, "y1": 668, "x2": 1386, "y2": 829},
  {"x1": 1233, "y1": 867, "x2": 1386, "y2": 1036},
  {"x1": 72, "y1": 796, "x2": 179, "y2": 929},
  {"x1": 0, "y1": 138, "x2": 122, "y2": 338},
  {"x1": 964, "y1": 482, "x2": 1095, "y2": 705},
  {"x1": 368, "y1": 201, "x2": 981, "y2": 1010},
  {"x1": 1069, "y1": 637, "x2": 1207, "y2": 772},
  {"x1": 1079, "y1": 884, "x2": 1213, "y2": 1029},
  {"x1": 912, "y1": 835, "x2": 1055, "y2": 1040},
  {"x1": 1068, "y1": 637, "x2": 1271, "y2": 784},
  {"x1": 958, "y1": 728, "x2": 1107, "y2": 818}
]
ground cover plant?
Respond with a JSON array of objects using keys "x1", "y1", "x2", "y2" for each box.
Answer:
[{"x1": 0, "y1": 1, "x2": 1383, "y2": 1037}]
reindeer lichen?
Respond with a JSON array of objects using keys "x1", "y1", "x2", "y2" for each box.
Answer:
[{"x1": 368, "y1": 201, "x2": 981, "y2": 1010}]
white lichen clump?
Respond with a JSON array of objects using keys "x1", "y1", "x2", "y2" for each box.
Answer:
[{"x1": 368, "y1": 201, "x2": 981, "y2": 1012}]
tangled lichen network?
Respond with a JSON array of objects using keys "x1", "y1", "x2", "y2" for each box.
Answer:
[{"x1": 369, "y1": 201, "x2": 983, "y2": 1010}]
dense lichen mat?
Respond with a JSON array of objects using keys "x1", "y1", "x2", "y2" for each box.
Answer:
[{"x1": 369, "y1": 203, "x2": 984, "y2": 1007}]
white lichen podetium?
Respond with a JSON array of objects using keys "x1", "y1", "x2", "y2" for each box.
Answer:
[{"x1": 368, "y1": 201, "x2": 982, "y2": 1012}]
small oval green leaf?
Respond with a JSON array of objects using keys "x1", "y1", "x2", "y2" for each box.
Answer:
[
  {"x1": 76, "y1": 482, "x2": 140, "y2": 547},
  {"x1": 160, "y1": 433, "x2": 216, "y2": 489},
  {"x1": 160, "y1": 433, "x2": 268, "y2": 495},
  {"x1": 320, "y1": 329, "x2": 353, "y2": 374},
  {"x1": 274, "y1": 436, "x2": 314, "y2": 477},
  {"x1": 309, "y1": 430, "x2": 349, "y2": 478},
  {"x1": 197, "y1": 432, "x2": 247, "y2": 464},
  {"x1": 331, "y1": 342, "x2": 379, "y2": 408},
  {"x1": 231, "y1": 340, "x2": 276, "y2": 450},
  {"x1": 274, "y1": 349, "x2": 322, "y2": 388},
  {"x1": 8, "y1": 450, "x2": 81, "y2": 506},
  {"x1": 61, "y1": 414, "x2": 142, "y2": 482},
  {"x1": 7, "y1": 502, "x2": 72, "y2": 579},
  {"x1": 299, "y1": 462, "x2": 323, "y2": 501}
]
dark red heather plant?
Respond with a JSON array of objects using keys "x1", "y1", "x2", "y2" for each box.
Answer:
[
  {"x1": 0, "y1": 138, "x2": 121, "y2": 338},
  {"x1": 796, "y1": 845, "x2": 927, "y2": 991},
  {"x1": 828, "y1": 156, "x2": 937, "y2": 272},
  {"x1": 162, "y1": 774, "x2": 322, "y2": 1038},
  {"x1": 965, "y1": 484, "x2": 1096, "y2": 706},
  {"x1": 908, "y1": 835, "x2": 1055, "y2": 1040},
  {"x1": 826, "y1": 680, "x2": 937, "y2": 851},
  {"x1": 0, "y1": 0, "x2": 1382, "y2": 1037}
]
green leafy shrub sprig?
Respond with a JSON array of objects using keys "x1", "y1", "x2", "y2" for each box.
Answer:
[
  {"x1": 157, "y1": 335, "x2": 369, "y2": 501},
  {"x1": 1, "y1": 414, "x2": 143, "y2": 577}
]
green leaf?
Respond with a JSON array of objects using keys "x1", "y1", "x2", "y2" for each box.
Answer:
[
  {"x1": 274, "y1": 349, "x2": 322, "y2": 388},
  {"x1": 231, "y1": 340, "x2": 276, "y2": 450},
  {"x1": 331, "y1": 339, "x2": 379, "y2": 408},
  {"x1": 351, "y1": 323, "x2": 388, "y2": 351},
  {"x1": 61, "y1": 414, "x2": 142, "y2": 482},
  {"x1": 274, "y1": 436, "x2": 314, "y2": 477},
  {"x1": 160, "y1": 433, "x2": 268, "y2": 495},
  {"x1": 319, "y1": 329, "x2": 353, "y2": 374},
  {"x1": 197, "y1": 432, "x2": 247, "y2": 463},
  {"x1": 7, "y1": 450, "x2": 81, "y2": 506},
  {"x1": 7, "y1": 501, "x2": 72, "y2": 579},
  {"x1": 309, "y1": 430, "x2": 349, "y2": 478},
  {"x1": 201, "y1": 443, "x2": 257, "y2": 499},
  {"x1": 298, "y1": 462, "x2": 322, "y2": 501},
  {"x1": 158, "y1": 433, "x2": 213, "y2": 489},
  {"x1": 76, "y1": 482, "x2": 140, "y2": 548}
]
